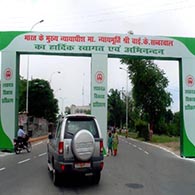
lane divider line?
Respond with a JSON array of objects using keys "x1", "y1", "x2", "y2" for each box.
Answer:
[
  {"x1": 138, "y1": 147, "x2": 143, "y2": 151},
  {"x1": 120, "y1": 137, "x2": 150, "y2": 155},
  {"x1": 0, "y1": 167, "x2": 6, "y2": 171},
  {"x1": 38, "y1": 152, "x2": 47, "y2": 157},
  {"x1": 18, "y1": 158, "x2": 30, "y2": 164},
  {"x1": 33, "y1": 142, "x2": 43, "y2": 146}
]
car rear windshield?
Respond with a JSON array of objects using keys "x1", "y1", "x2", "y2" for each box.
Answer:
[{"x1": 64, "y1": 117, "x2": 99, "y2": 138}]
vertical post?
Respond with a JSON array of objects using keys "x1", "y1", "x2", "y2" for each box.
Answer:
[
  {"x1": 91, "y1": 53, "x2": 108, "y2": 152},
  {"x1": 26, "y1": 56, "x2": 29, "y2": 113},
  {"x1": 0, "y1": 52, "x2": 18, "y2": 151},
  {"x1": 26, "y1": 20, "x2": 44, "y2": 114},
  {"x1": 126, "y1": 69, "x2": 128, "y2": 131},
  {"x1": 120, "y1": 67, "x2": 129, "y2": 132}
]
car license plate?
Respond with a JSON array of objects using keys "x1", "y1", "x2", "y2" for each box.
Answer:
[{"x1": 75, "y1": 162, "x2": 91, "y2": 168}]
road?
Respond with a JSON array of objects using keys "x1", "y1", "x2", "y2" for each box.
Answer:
[{"x1": 1, "y1": 137, "x2": 195, "y2": 195}]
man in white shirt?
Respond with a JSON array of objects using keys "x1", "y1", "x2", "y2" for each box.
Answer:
[
  {"x1": 17, "y1": 125, "x2": 27, "y2": 146},
  {"x1": 17, "y1": 125, "x2": 26, "y2": 138}
]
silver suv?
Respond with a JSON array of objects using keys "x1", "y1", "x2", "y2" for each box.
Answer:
[{"x1": 47, "y1": 114, "x2": 104, "y2": 185}]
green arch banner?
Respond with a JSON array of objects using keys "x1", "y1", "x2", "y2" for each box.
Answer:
[{"x1": 0, "y1": 31, "x2": 195, "y2": 157}]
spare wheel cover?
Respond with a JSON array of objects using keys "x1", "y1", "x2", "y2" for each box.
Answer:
[{"x1": 72, "y1": 129, "x2": 95, "y2": 161}]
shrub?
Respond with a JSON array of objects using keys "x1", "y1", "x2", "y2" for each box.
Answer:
[
  {"x1": 135, "y1": 119, "x2": 149, "y2": 141},
  {"x1": 167, "y1": 123, "x2": 180, "y2": 136}
]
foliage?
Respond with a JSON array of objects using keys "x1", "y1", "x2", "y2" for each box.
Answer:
[
  {"x1": 120, "y1": 58, "x2": 173, "y2": 134},
  {"x1": 122, "y1": 131, "x2": 179, "y2": 143},
  {"x1": 154, "y1": 110, "x2": 180, "y2": 136},
  {"x1": 135, "y1": 119, "x2": 149, "y2": 141},
  {"x1": 151, "y1": 134, "x2": 179, "y2": 143},
  {"x1": 107, "y1": 89, "x2": 125, "y2": 127},
  {"x1": 165, "y1": 109, "x2": 174, "y2": 124},
  {"x1": 169, "y1": 111, "x2": 180, "y2": 136},
  {"x1": 19, "y1": 76, "x2": 27, "y2": 111},
  {"x1": 19, "y1": 78, "x2": 59, "y2": 122}
]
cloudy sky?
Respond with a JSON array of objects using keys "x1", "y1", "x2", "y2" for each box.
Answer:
[{"x1": 1, "y1": 0, "x2": 194, "y2": 112}]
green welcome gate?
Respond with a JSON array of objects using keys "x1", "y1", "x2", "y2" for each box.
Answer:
[{"x1": 0, "y1": 31, "x2": 195, "y2": 157}]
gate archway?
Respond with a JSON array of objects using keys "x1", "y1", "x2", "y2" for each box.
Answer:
[{"x1": 0, "y1": 32, "x2": 194, "y2": 157}]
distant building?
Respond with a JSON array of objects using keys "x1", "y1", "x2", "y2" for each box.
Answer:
[{"x1": 70, "y1": 104, "x2": 90, "y2": 114}]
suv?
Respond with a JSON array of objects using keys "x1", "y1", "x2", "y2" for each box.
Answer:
[{"x1": 47, "y1": 114, "x2": 104, "y2": 185}]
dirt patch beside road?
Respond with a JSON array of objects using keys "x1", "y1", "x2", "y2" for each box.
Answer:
[{"x1": 154, "y1": 142, "x2": 180, "y2": 156}]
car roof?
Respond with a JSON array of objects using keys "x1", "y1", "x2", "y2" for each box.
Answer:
[{"x1": 65, "y1": 114, "x2": 96, "y2": 119}]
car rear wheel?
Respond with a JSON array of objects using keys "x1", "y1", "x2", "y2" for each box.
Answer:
[
  {"x1": 92, "y1": 172, "x2": 101, "y2": 185},
  {"x1": 52, "y1": 167, "x2": 61, "y2": 186},
  {"x1": 52, "y1": 161, "x2": 60, "y2": 186}
]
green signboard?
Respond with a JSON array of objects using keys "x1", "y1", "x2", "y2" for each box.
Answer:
[{"x1": 0, "y1": 31, "x2": 195, "y2": 157}]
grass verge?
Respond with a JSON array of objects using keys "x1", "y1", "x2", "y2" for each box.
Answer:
[{"x1": 120, "y1": 131, "x2": 179, "y2": 143}]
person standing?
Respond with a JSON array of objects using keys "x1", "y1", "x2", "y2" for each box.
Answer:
[
  {"x1": 112, "y1": 129, "x2": 119, "y2": 156},
  {"x1": 107, "y1": 131, "x2": 113, "y2": 156}
]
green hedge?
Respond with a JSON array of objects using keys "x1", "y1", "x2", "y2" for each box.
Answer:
[{"x1": 135, "y1": 120, "x2": 149, "y2": 141}]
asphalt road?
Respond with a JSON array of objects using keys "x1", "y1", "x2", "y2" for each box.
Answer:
[{"x1": 1, "y1": 137, "x2": 195, "y2": 195}]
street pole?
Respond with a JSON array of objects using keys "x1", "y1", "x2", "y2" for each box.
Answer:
[
  {"x1": 120, "y1": 67, "x2": 128, "y2": 132},
  {"x1": 60, "y1": 97, "x2": 66, "y2": 115},
  {"x1": 126, "y1": 69, "x2": 128, "y2": 131},
  {"x1": 25, "y1": 20, "x2": 44, "y2": 133},
  {"x1": 26, "y1": 19, "x2": 44, "y2": 114}
]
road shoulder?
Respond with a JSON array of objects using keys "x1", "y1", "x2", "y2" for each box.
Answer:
[{"x1": 153, "y1": 142, "x2": 180, "y2": 156}]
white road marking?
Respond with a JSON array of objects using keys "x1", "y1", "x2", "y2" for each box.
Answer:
[
  {"x1": 38, "y1": 152, "x2": 47, "y2": 157},
  {"x1": 0, "y1": 167, "x2": 6, "y2": 171},
  {"x1": 138, "y1": 147, "x2": 142, "y2": 151},
  {"x1": 18, "y1": 158, "x2": 30, "y2": 164},
  {"x1": 123, "y1": 136, "x2": 180, "y2": 158},
  {"x1": 33, "y1": 141, "x2": 43, "y2": 146},
  {"x1": 120, "y1": 137, "x2": 150, "y2": 155}
]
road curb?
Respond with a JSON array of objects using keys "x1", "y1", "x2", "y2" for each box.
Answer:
[{"x1": 29, "y1": 135, "x2": 48, "y2": 143}]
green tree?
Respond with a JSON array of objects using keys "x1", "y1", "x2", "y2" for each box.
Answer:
[
  {"x1": 169, "y1": 111, "x2": 180, "y2": 136},
  {"x1": 19, "y1": 76, "x2": 27, "y2": 112},
  {"x1": 165, "y1": 109, "x2": 174, "y2": 124},
  {"x1": 19, "y1": 78, "x2": 59, "y2": 122},
  {"x1": 108, "y1": 89, "x2": 125, "y2": 128},
  {"x1": 121, "y1": 59, "x2": 172, "y2": 134}
]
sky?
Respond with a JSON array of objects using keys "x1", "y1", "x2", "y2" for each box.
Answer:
[{"x1": 1, "y1": 0, "x2": 195, "y2": 113}]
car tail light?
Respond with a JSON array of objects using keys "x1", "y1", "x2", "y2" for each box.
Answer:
[
  {"x1": 60, "y1": 164, "x2": 65, "y2": 171},
  {"x1": 58, "y1": 141, "x2": 64, "y2": 154},
  {"x1": 100, "y1": 140, "x2": 103, "y2": 154},
  {"x1": 100, "y1": 162, "x2": 104, "y2": 170}
]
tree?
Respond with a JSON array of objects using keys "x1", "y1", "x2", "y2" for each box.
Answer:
[
  {"x1": 107, "y1": 89, "x2": 125, "y2": 128},
  {"x1": 19, "y1": 78, "x2": 59, "y2": 122},
  {"x1": 172, "y1": 111, "x2": 180, "y2": 136},
  {"x1": 121, "y1": 59, "x2": 172, "y2": 134},
  {"x1": 165, "y1": 109, "x2": 174, "y2": 124},
  {"x1": 19, "y1": 76, "x2": 27, "y2": 111},
  {"x1": 169, "y1": 111, "x2": 180, "y2": 136}
]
